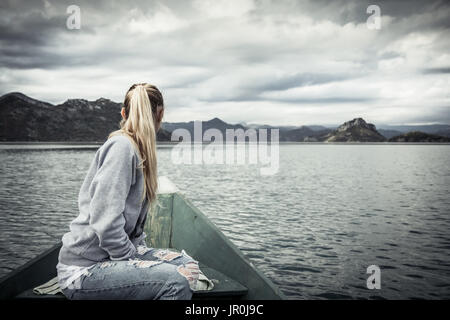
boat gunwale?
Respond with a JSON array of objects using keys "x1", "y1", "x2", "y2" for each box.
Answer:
[
  {"x1": 0, "y1": 242, "x2": 61, "y2": 299},
  {"x1": 170, "y1": 192, "x2": 286, "y2": 300}
]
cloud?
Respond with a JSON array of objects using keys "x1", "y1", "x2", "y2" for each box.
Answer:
[
  {"x1": 423, "y1": 67, "x2": 450, "y2": 74},
  {"x1": 0, "y1": 0, "x2": 449, "y2": 125}
]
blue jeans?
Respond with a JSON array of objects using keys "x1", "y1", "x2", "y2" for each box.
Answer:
[{"x1": 62, "y1": 247, "x2": 200, "y2": 300}]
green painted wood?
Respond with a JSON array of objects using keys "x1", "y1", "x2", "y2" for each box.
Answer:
[
  {"x1": 144, "y1": 194, "x2": 173, "y2": 248},
  {"x1": 170, "y1": 192, "x2": 286, "y2": 300}
]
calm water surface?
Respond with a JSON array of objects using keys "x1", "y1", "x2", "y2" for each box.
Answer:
[{"x1": 0, "y1": 144, "x2": 449, "y2": 299}]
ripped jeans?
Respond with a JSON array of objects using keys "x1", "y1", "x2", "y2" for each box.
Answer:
[{"x1": 61, "y1": 247, "x2": 200, "y2": 300}]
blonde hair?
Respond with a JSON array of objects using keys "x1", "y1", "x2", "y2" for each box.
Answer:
[{"x1": 109, "y1": 83, "x2": 164, "y2": 204}]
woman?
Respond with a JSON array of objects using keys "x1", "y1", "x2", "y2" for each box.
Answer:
[{"x1": 57, "y1": 83, "x2": 200, "y2": 300}]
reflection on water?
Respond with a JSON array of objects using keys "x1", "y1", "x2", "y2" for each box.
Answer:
[{"x1": 0, "y1": 144, "x2": 449, "y2": 299}]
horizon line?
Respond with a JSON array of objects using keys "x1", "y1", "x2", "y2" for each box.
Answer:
[{"x1": 2, "y1": 91, "x2": 449, "y2": 128}]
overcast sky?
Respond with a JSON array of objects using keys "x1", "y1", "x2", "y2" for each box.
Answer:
[{"x1": 0, "y1": 0, "x2": 449, "y2": 126}]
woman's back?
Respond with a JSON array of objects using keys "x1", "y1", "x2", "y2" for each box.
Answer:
[{"x1": 59, "y1": 134, "x2": 149, "y2": 267}]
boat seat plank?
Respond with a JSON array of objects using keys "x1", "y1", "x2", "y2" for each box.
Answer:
[
  {"x1": 15, "y1": 289, "x2": 65, "y2": 299},
  {"x1": 193, "y1": 263, "x2": 248, "y2": 299},
  {"x1": 14, "y1": 263, "x2": 247, "y2": 300}
]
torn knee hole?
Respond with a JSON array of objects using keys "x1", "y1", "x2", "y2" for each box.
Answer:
[
  {"x1": 177, "y1": 266, "x2": 195, "y2": 283},
  {"x1": 185, "y1": 262, "x2": 200, "y2": 278},
  {"x1": 177, "y1": 263, "x2": 200, "y2": 288}
]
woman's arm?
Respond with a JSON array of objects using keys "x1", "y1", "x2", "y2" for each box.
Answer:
[{"x1": 88, "y1": 137, "x2": 138, "y2": 260}]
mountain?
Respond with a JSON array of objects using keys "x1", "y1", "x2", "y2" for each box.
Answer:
[
  {"x1": 388, "y1": 131, "x2": 450, "y2": 142},
  {"x1": 162, "y1": 117, "x2": 247, "y2": 142},
  {"x1": 434, "y1": 128, "x2": 450, "y2": 138},
  {"x1": 378, "y1": 129, "x2": 404, "y2": 139},
  {"x1": 322, "y1": 118, "x2": 387, "y2": 142},
  {"x1": 0, "y1": 92, "x2": 171, "y2": 142},
  {"x1": 279, "y1": 126, "x2": 332, "y2": 142},
  {"x1": 281, "y1": 126, "x2": 315, "y2": 141},
  {"x1": 377, "y1": 124, "x2": 450, "y2": 137},
  {"x1": 308, "y1": 125, "x2": 334, "y2": 132},
  {"x1": 163, "y1": 120, "x2": 332, "y2": 142},
  {"x1": 238, "y1": 123, "x2": 307, "y2": 132}
]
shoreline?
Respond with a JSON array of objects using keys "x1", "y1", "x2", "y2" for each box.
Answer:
[{"x1": 1, "y1": 141, "x2": 450, "y2": 147}]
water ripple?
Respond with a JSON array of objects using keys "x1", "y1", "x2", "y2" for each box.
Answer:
[{"x1": 0, "y1": 144, "x2": 449, "y2": 299}]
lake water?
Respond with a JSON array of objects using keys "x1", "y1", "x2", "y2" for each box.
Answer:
[{"x1": 0, "y1": 143, "x2": 449, "y2": 299}]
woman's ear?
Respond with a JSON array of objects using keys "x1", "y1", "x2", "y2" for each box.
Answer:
[
  {"x1": 154, "y1": 106, "x2": 164, "y2": 131},
  {"x1": 157, "y1": 106, "x2": 164, "y2": 123},
  {"x1": 121, "y1": 107, "x2": 126, "y2": 120}
]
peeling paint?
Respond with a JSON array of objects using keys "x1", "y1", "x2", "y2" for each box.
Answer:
[{"x1": 177, "y1": 261, "x2": 200, "y2": 290}]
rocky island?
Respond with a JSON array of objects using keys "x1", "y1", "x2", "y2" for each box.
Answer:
[
  {"x1": 388, "y1": 131, "x2": 450, "y2": 142},
  {"x1": 320, "y1": 118, "x2": 386, "y2": 142}
]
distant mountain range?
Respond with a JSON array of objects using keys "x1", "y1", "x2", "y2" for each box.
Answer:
[
  {"x1": 1, "y1": 92, "x2": 449, "y2": 143},
  {"x1": 388, "y1": 131, "x2": 450, "y2": 142},
  {"x1": 162, "y1": 117, "x2": 247, "y2": 142},
  {"x1": 378, "y1": 124, "x2": 450, "y2": 139},
  {"x1": 0, "y1": 92, "x2": 171, "y2": 142}
]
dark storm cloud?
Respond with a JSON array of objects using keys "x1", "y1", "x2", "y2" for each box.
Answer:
[
  {"x1": 407, "y1": 106, "x2": 450, "y2": 124},
  {"x1": 0, "y1": 0, "x2": 449, "y2": 125},
  {"x1": 280, "y1": 0, "x2": 450, "y2": 26},
  {"x1": 0, "y1": 0, "x2": 97, "y2": 69},
  {"x1": 216, "y1": 95, "x2": 374, "y2": 104},
  {"x1": 255, "y1": 73, "x2": 360, "y2": 91},
  {"x1": 198, "y1": 72, "x2": 362, "y2": 102},
  {"x1": 258, "y1": 97, "x2": 374, "y2": 104},
  {"x1": 422, "y1": 67, "x2": 450, "y2": 74},
  {"x1": 0, "y1": 9, "x2": 63, "y2": 46}
]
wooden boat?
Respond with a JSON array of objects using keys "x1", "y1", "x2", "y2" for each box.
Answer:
[{"x1": 0, "y1": 177, "x2": 286, "y2": 300}]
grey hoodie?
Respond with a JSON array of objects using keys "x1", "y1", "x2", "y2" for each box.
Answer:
[{"x1": 59, "y1": 135, "x2": 149, "y2": 267}]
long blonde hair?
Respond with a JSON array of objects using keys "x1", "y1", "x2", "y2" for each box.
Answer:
[{"x1": 109, "y1": 83, "x2": 164, "y2": 204}]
